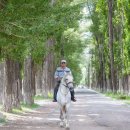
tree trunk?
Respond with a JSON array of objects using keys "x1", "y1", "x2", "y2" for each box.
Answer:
[
  {"x1": 23, "y1": 56, "x2": 35, "y2": 105},
  {"x1": 3, "y1": 58, "x2": 14, "y2": 112},
  {"x1": 35, "y1": 65, "x2": 43, "y2": 95},
  {"x1": 0, "y1": 62, "x2": 5, "y2": 104},
  {"x1": 3, "y1": 59, "x2": 22, "y2": 112},
  {"x1": 41, "y1": 0, "x2": 57, "y2": 97},
  {"x1": 87, "y1": 63, "x2": 90, "y2": 88},
  {"x1": 12, "y1": 62, "x2": 22, "y2": 109},
  {"x1": 32, "y1": 60, "x2": 36, "y2": 97},
  {"x1": 42, "y1": 37, "x2": 55, "y2": 97},
  {"x1": 108, "y1": 0, "x2": 116, "y2": 92}
]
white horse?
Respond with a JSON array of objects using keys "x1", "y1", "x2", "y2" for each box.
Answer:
[{"x1": 57, "y1": 73, "x2": 74, "y2": 129}]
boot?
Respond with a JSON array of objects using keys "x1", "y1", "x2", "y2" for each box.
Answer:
[{"x1": 70, "y1": 89, "x2": 76, "y2": 102}]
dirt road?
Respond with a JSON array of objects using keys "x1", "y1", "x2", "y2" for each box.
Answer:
[{"x1": 0, "y1": 88, "x2": 130, "y2": 130}]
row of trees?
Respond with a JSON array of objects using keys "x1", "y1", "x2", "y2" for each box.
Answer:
[
  {"x1": 0, "y1": 0, "x2": 85, "y2": 112},
  {"x1": 86, "y1": 0, "x2": 130, "y2": 94}
]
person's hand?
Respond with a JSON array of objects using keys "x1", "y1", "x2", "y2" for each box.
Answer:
[{"x1": 56, "y1": 77, "x2": 61, "y2": 81}]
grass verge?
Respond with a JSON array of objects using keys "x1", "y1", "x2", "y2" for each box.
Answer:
[
  {"x1": 34, "y1": 93, "x2": 53, "y2": 100},
  {"x1": 0, "y1": 118, "x2": 6, "y2": 125},
  {"x1": 12, "y1": 103, "x2": 40, "y2": 114},
  {"x1": 104, "y1": 92, "x2": 130, "y2": 104},
  {"x1": 1, "y1": 93, "x2": 53, "y2": 115}
]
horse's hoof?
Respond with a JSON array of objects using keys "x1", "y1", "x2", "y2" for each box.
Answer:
[
  {"x1": 60, "y1": 122, "x2": 64, "y2": 127},
  {"x1": 66, "y1": 127, "x2": 70, "y2": 130},
  {"x1": 66, "y1": 124, "x2": 70, "y2": 129}
]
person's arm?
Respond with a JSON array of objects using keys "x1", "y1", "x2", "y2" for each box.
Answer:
[{"x1": 54, "y1": 68, "x2": 62, "y2": 81}]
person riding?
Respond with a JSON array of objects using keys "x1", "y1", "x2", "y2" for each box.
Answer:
[{"x1": 53, "y1": 60, "x2": 76, "y2": 102}]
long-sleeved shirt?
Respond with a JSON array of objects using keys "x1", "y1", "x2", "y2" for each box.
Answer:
[{"x1": 54, "y1": 67, "x2": 72, "y2": 79}]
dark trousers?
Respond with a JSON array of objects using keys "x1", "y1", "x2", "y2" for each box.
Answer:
[{"x1": 53, "y1": 81, "x2": 75, "y2": 101}]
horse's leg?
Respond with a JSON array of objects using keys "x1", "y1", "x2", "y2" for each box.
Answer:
[
  {"x1": 65, "y1": 111, "x2": 69, "y2": 128},
  {"x1": 61, "y1": 105, "x2": 67, "y2": 127},
  {"x1": 62, "y1": 105, "x2": 70, "y2": 129},
  {"x1": 60, "y1": 109, "x2": 64, "y2": 127},
  {"x1": 65, "y1": 104, "x2": 70, "y2": 129}
]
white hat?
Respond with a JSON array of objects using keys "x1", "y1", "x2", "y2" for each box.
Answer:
[{"x1": 61, "y1": 60, "x2": 66, "y2": 63}]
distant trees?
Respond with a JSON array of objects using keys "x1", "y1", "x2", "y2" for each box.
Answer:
[{"x1": 87, "y1": 0, "x2": 130, "y2": 94}]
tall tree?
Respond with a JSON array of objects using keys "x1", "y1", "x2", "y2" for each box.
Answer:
[{"x1": 108, "y1": 0, "x2": 116, "y2": 92}]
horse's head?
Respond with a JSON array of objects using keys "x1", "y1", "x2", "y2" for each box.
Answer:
[{"x1": 62, "y1": 73, "x2": 74, "y2": 89}]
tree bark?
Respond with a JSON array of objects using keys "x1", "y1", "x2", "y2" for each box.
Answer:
[
  {"x1": 108, "y1": 0, "x2": 116, "y2": 92},
  {"x1": 42, "y1": 37, "x2": 55, "y2": 97},
  {"x1": 0, "y1": 62, "x2": 5, "y2": 104},
  {"x1": 87, "y1": 63, "x2": 90, "y2": 88},
  {"x1": 23, "y1": 56, "x2": 35, "y2": 105},
  {"x1": 12, "y1": 62, "x2": 22, "y2": 109},
  {"x1": 35, "y1": 65, "x2": 43, "y2": 95},
  {"x1": 42, "y1": 0, "x2": 56, "y2": 97},
  {"x1": 3, "y1": 59, "x2": 22, "y2": 112},
  {"x1": 3, "y1": 58, "x2": 14, "y2": 112}
]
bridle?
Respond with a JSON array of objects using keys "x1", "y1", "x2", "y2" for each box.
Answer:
[
  {"x1": 59, "y1": 77, "x2": 73, "y2": 95},
  {"x1": 62, "y1": 81, "x2": 73, "y2": 89}
]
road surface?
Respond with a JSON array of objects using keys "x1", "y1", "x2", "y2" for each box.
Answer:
[{"x1": 0, "y1": 88, "x2": 130, "y2": 130}]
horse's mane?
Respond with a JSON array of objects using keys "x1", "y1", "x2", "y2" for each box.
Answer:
[{"x1": 62, "y1": 73, "x2": 72, "y2": 82}]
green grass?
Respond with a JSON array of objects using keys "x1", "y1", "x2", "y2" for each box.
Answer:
[
  {"x1": 34, "y1": 95, "x2": 45, "y2": 100},
  {"x1": 0, "y1": 118, "x2": 6, "y2": 124},
  {"x1": 0, "y1": 104, "x2": 6, "y2": 125},
  {"x1": 21, "y1": 102, "x2": 40, "y2": 109},
  {"x1": 12, "y1": 108, "x2": 23, "y2": 114},
  {"x1": 104, "y1": 92, "x2": 130, "y2": 100},
  {"x1": 34, "y1": 93, "x2": 53, "y2": 100},
  {"x1": 12, "y1": 103, "x2": 40, "y2": 114},
  {"x1": 47, "y1": 92, "x2": 53, "y2": 99},
  {"x1": 0, "y1": 93, "x2": 53, "y2": 115},
  {"x1": 0, "y1": 112, "x2": 6, "y2": 125},
  {"x1": 13, "y1": 93, "x2": 53, "y2": 114}
]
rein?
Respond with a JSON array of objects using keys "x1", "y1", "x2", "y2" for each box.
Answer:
[
  {"x1": 62, "y1": 82, "x2": 73, "y2": 88},
  {"x1": 60, "y1": 82, "x2": 73, "y2": 95}
]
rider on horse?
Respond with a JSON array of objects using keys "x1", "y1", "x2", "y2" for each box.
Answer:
[{"x1": 53, "y1": 60, "x2": 76, "y2": 102}]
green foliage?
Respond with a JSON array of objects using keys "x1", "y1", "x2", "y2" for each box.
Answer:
[
  {"x1": 0, "y1": 0, "x2": 82, "y2": 63},
  {"x1": 0, "y1": 0, "x2": 85, "y2": 84},
  {"x1": 57, "y1": 28, "x2": 86, "y2": 84},
  {"x1": 87, "y1": 0, "x2": 130, "y2": 85}
]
